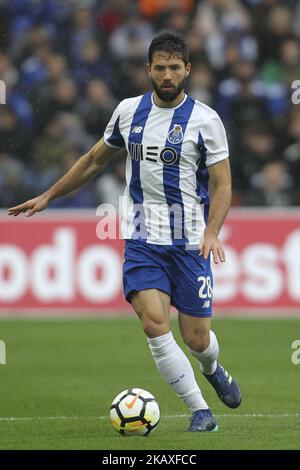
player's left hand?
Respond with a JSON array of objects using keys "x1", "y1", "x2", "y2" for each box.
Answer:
[{"x1": 199, "y1": 230, "x2": 226, "y2": 264}]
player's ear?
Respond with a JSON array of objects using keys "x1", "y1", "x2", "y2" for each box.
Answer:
[
  {"x1": 185, "y1": 63, "x2": 191, "y2": 77},
  {"x1": 147, "y1": 63, "x2": 151, "y2": 77}
]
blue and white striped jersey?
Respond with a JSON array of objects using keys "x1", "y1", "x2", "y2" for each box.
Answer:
[{"x1": 104, "y1": 92, "x2": 229, "y2": 246}]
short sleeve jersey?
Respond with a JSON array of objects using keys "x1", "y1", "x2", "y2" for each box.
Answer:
[{"x1": 104, "y1": 92, "x2": 229, "y2": 245}]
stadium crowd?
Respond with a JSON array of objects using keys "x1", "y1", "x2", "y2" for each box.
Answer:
[{"x1": 1, "y1": 0, "x2": 300, "y2": 209}]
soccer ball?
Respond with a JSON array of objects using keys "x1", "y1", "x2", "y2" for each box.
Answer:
[{"x1": 109, "y1": 388, "x2": 160, "y2": 436}]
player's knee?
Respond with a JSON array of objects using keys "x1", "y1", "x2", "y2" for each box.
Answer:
[
  {"x1": 182, "y1": 330, "x2": 210, "y2": 352},
  {"x1": 141, "y1": 317, "x2": 169, "y2": 338},
  {"x1": 133, "y1": 302, "x2": 169, "y2": 338}
]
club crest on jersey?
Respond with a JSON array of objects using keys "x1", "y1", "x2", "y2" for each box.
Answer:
[{"x1": 167, "y1": 124, "x2": 183, "y2": 144}]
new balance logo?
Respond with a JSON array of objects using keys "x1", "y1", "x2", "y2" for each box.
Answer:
[
  {"x1": 132, "y1": 126, "x2": 143, "y2": 134},
  {"x1": 202, "y1": 301, "x2": 211, "y2": 309}
]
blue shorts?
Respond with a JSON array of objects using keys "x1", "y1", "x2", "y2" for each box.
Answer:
[{"x1": 123, "y1": 240, "x2": 213, "y2": 317}]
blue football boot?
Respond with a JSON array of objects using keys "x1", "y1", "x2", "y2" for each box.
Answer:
[
  {"x1": 187, "y1": 408, "x2": 218, "y2": 432},
  {"x1": 203, "y1": 363, "x2": 242, "y2": 409}
]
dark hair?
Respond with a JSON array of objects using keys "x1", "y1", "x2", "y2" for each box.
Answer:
[{"x1": 148, "y1": 32, "x2": 189, "y2": 65}]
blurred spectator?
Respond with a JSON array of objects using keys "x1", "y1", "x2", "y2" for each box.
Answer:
[
  {"x1": 261, "y1": 38, "x2": 300, "y2": 86},
  {"x1": 109, "y1": 13, "x2": 154, "y2": 61},
  {"x1": 33, "y1": 114, "x2": 70, "y2": 175},
  {"x1": 216, "y1": 60, "x2": 266, "y2": 123},
  {"x1": 78, "y1": 79, "x2": 117, "y2": 138},
  {"x1": 50, "y1": 146, "x2": 96, "y2": 208},
  {"x1": 188, "y1": 62, "x2": 215, "y2": 105},
  {"x1": 11, "y1": 24, "x2": 56, "y2": 63},
  {"x1": 257, "y1": 5, "x2": 294, "y2": 62},
  {"x1": 0, "y1": 107, "x2": 32, "y2": 163},
  {"x1": 231, "y1": 123, "x2": 279, "y2": 194},
  {"x1": 96, "y1": 0, "x2": 130, "y2": 34},
  {"x1": 243, "y1": 160, "x2": 295, "y2": 206},
  {"x1": 0, "y1": 152, "x2": 34, "y2": 207},
  {"x1": 37, "y1": 77, "x2": 78, "y2": 129},
  {"x1": 31, "y1": 53, "x2": 69, "y2": 113},
  {"x1": 72, "y1": 39, "x2": 113, "y2": 92},
  {"x1": 158, "y1": 8, "x2": 192, "y2": 34},
  {"x1": 68, "y1": 6, "x2": 96, "y2": 65},
  {"x1": 54, "y1": 112, "x2": 94, "y2": 151},
  {"x1": 1, "y1": 0, "x2": 300, "y2": 208}
]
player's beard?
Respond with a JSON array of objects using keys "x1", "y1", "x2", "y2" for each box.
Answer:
[{"x1": 151, "y1": 77, "x2": 186, "y2": 103}]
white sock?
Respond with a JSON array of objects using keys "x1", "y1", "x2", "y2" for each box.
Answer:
[
  {"x1": 189, "y1": 330, "x2": 219, "y2": 375},
  {"x1": 147, "y1": 331, "x2": 208, "y2": 413}
]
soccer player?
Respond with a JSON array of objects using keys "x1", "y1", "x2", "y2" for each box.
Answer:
[{"x1": 8, "y1": 32, "x2": 241, "y2": 432}]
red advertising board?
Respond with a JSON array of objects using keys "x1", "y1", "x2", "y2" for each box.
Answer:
[
  {"x1": 212, "y1": 210, "x2": 300, "y2": 314},
  {"x1": 0, "y1": 209, "x2": 300, "y2": 315}
]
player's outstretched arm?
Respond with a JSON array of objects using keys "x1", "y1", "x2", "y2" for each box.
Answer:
[
  {"x1": 8, "y1": 138, "x2": 118, "y2": 217},
  {"x1": 199, "y1": 158, "x2": 232, "y2": 263}
]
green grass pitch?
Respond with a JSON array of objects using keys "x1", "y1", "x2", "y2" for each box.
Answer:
[{"x1": 0, "y1": 316, "x2": 299, "y2": 450}]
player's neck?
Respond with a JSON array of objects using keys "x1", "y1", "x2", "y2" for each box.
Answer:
[{"x1": 152, "y1": 90, "x2": 186, "y2": 108}]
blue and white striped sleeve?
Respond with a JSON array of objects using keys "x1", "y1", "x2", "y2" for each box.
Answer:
[
  {"x1": 202, "y1": 111, "x2": 229, "y2": 166},
  {"x1": 103, "y1": 102, "x2": 125, "y2": 148}
]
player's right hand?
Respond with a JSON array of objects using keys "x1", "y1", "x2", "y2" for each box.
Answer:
[{"x1": 8, "y1": 195, "x2": 49, "y2": 217}]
